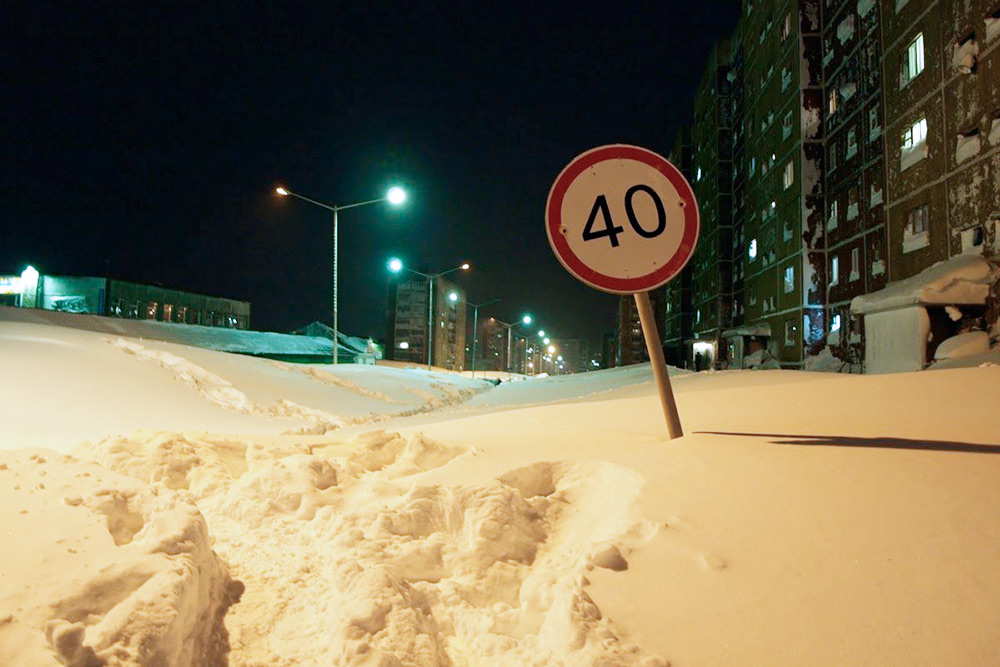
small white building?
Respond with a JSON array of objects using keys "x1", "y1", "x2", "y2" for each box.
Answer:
[{"x1": 850, "y1": 255, "x2": 997, "y2": 373}]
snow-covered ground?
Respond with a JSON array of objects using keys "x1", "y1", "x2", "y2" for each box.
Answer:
[{"x1": 2, "y1": 319, "x2": 999, "y2": 665}]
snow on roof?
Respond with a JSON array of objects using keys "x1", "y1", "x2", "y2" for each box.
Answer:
[
  {"x1": 722, "y1": 323, "x2": 772, "y2": 337},
  {"x1": 0, "y1": 305, "x2": 333, "y2": 356},
  {"x1": 851, "y1": 254, "x2": 998, "y2": 315}
]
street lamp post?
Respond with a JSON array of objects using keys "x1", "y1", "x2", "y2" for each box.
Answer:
[
  {"x1": 491, "y1": 314, "x2": 533, "y2": 379},
  {"x1": 276, "y1": 185, "x2": 406, "y2": 364},
  {"x1": 448, "y1": 294, "x2": 500, "y2": 379},
  {"x1": 387, "y1": 258, "x2": 470, "y2": 371}
]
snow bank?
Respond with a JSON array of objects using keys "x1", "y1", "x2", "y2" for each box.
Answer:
[
  {"x1": 0, "y1": 449, "x2": 241, "y2": 665},
  {"x1": 851, "y1": 254, "x2": 997, "y2": 314},
  {"x1": 933, "y1": 331, "x2": 992, "y2": 360},
  {"x1": 76, "y1": 430, "x2": 667, "y2": 666},
  {"x1": 803, "y1": 346, "x2": 845, "y2": 372}
]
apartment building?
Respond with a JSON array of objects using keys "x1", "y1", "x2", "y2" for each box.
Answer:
[
  {"x1": 822, "y1": 0, "x2": 889, "y2": 367},
  {"x1": 882, "y1": 0, "x2": 1000, "y2": 273},
  {"x1": 664, "y1": 127, "x2": 695, "y2": 367},
  {"x1": 689, "y1": 40, "x2": 737, "y2": 369},
  {"x1": 728, "y1": 0, "x2": 827, "y2": 367},
  {"x1": 386, "y1": 275, "x2": 467, "y2": 370},
  {"x1": 614, "y1": 291, "x2": 667, "y2": 366}
]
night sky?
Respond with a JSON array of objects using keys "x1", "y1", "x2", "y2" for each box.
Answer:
[{"x1": 5, "y1": 3, "x2": 741, "y2": 346}]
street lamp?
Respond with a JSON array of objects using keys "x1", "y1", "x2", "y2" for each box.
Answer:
[
  {"x1": 387, "y1": 258, "x2": 470, "y2": 370},
  {"x1": 276, "y1": 184, "x2": 407, "y2": 364},
  {"x1": 490, "y1": 313, "x2": 535, "y2": 378},
  {"x1": 448, "y1": 293, "x2": 501, "y2": 379}
]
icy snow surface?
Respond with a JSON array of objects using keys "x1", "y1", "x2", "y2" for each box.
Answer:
[{"x1": 2, "y1": 319, "x2": 1000, "y2": 665}]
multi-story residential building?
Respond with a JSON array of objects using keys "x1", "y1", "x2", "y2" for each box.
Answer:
[
  {"x1": 661, "y1": 0, "x2": 999, "y2": 373},
  {"x1": 386, "y1": 275, "x2": 467, "y2": 370},
  {"x1": 722, "y1": 0, "x2": 827, "y2": 368},
  {"x1": 822, "y1": 0, "x2": 889, "y2": 368},
  {"x1": 549, "y1": 338, "x2": 589, "y2": 374},
  {"x1": 881, "y1": 0, "x2": 1000, "y2": 275},
  {"x1": 615, "y1": 291, "x2": 667, "y2": 366},
  {"x1": 689, "y1": 40, "x2": 737, "y2": 369},
  {"x1": 665, "y1": 127, "x2": 695, "y2": 367}
]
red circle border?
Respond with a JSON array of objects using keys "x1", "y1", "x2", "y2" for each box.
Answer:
[{"x1": 545, "y1": 144, "x2": 700, "y2": 294}]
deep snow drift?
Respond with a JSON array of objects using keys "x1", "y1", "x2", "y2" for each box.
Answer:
[{"x1": 1, "y1": 319, "x2": 999, "y2": 665}]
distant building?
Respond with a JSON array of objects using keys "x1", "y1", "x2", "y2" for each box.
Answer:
[
  {"x1": 0, "y1": 267, "x2": 250, "y2": 329},
  {"x1": 615, "y1": 292, "x2": 666, "y2": 366},
  {"x1": 549, "y1": 338, "x2": 589, "y2": 374},
  {"x1": 385, "y1": 274, "x2": 467, "y2": 370},
  {"x1": 665, "y1": 127, "x2": 695, "y2": 368}
]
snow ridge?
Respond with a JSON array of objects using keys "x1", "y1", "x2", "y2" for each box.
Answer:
[{"x1": 77, "y1": 430, "x2": 666, "y2": 666}]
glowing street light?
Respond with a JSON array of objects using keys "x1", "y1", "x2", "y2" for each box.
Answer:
[
  {"x1": 386, "y1": 259, "x2": 471, "y2": 370},
  {"x1": 275, "y1": 184, "x2": 408, "y2": 363},
  {"x1": 522, "y1": 314, "x2": 533, "y2": 325}
]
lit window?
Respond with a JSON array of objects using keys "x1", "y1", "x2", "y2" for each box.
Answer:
[
  {"x1": 696, "y1": 167, "x2": 702, "y2": 182},
  {"x1": 901, "y1": 117, "x2": 927, "y2": 150},
  {"x1": 782, "y1": 13, "x2": 792, "y2": 41},
  {"x1": 784, "y1": 266, "x2": 795, "y2": 293},
  {"x1": 783, "y1": 161, "x2": 794, "y2": 189},
  {"x1": 900, "y1": 33, "x2": 925, "y2": 85},
  {"x1": 749, "y1": 238, "x2": 758, "y2": 260},
  {"x1": 831, "y1": 313, "x2": 842, "y2": 331},
  {"x1": 830, "y1": 255, "x2": 840, "y2": 285},
  {"x1": 828, "y1": 88, "x2": 838, "y2": 114}
]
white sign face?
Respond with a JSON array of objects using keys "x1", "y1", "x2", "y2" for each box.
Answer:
[{"x1": 546, "y1": 144, "x2": 699, "y2": 294}]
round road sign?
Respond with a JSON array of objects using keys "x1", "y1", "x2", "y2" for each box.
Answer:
[{"x1": 545, "y1": 144, "x2": 699, "y2": 294}]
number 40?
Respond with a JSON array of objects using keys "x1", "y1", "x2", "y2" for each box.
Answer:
[{"x1": 582, "y1": 184, "x2": 668, "y2": 248}]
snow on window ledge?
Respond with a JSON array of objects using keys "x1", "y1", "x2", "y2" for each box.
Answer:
[
  {"x1": 846, "y1": 144, "x2": 858, "y2": 160},
  {"x1": 988, "y1": 118, "x2": 1000, "y2": 146},
  {"x1": 987, "y1": 18, "x2": 1000, "y2": 43},
  {"x1": 870, "y1": 124, "x2": 882, "y2": 141},
  {"x1": 871, "y1": 259, "x2": 886, "y2": 276},
  {"x1": 870, "y1": 187, "x2": 883, "y2": 207},
  {"x1": 858, "y1": 0, "x2": 876, "y2": 17},
  {"x1": 837, "y1": 16, "x2": 856, "y2": 44},
  {"x1": 849, "y1": 270, "x2": 860, "y2": 282},
  {"x1": 952, "y1": 38, "x2": 978, "y2": 74},
  {"x1": 847, "y1": 203, "x2": 859, "y2": 220},
  {"x1": 895, "y1": 0, "x2": 910, "y2": 13},
  {"x1": 955, "y1": 133, "x2": 981, "y2": 164},
  {"x1": 902, "y1": 230, "x2": 930, "y2": 253},
  {"x1": 900, "y1": 141, "x2": 928, "y2": 171}
]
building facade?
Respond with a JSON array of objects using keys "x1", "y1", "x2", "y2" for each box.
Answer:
[
  {"x1": 386, "y1": 275, "x2": 467, "y2": 370},
  {"x1": 690, "y1": 39, "x2": 737, "y2": 369},
  {"x1": 0, "y1": 268, "x2": 251, "y2": 329}
]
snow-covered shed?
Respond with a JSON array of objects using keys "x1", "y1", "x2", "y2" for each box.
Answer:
[{"x1": 850, "y1": 255, "x2": 998, "y2": 373}]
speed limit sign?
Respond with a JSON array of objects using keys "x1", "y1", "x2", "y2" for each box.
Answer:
[
  {"x1": 546, "y1": 144, "x2": 699, "y2": 294},
  {"x1": 545, "y1": 144, "x2": 699, "y2": 439}
]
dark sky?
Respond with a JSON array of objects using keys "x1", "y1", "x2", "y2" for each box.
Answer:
[{"x1": 5, "y1": 2, "x2": 740, "y2": 346}]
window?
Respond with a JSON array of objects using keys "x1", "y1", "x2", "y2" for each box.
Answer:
[
  {"x1": 828, "y1": 199, "x2": 839, "y2": 230},
  {"x1": 900, "y1": 117, "x2": 928, "y2": 170},
  {"x1": 749, "y1": 238, "x2": 758, "y2": 260},
  {"x1": 784, "y1": 319, "x2": 796, "y2": 346},
  {"x1": 831, "y1": 313, "x2": 842, "y2": 331},
  {"x1": 837, "y1": 15, "x2": 856, "y2": 44},
  {"x1": 829, "y1": 88, "x2": 838, "y2": 114},
  {"x1": 783, "y1": 110, "x2": 793, "y2": 139},
  {"x1": 850, "y1": 248, "x2": 860, "y2": 280},
  {"x1": 848, "y1": 187, "x2": 859, "y2": 220},
  {"x1": 900, "y1": 33, "x2": 925, "y2": 85},
  {"x1": 781, "y1": 65, "x2": 792, "y2": 91},
  {"x1": 146, "y1": 301, "x2": 158, "y2": 320},
  {"x1": 903, "y1": 203, "x2": 931, "y2": 253},
  {"x1": 908, "y1": 204, "x2": 929, "y2": 234},
  {"x1": 830, "y1": 255, "x2": 840, "y2": 285},
  {"x1": 869, "y1": 106, "x2": 881, "y2": 140},
  {"x1": 696, "y1": 167, "x2": 703, "y2": 182},
  {"x1": 846, "y1": 128, "x2": 858, "y2": 159},
  {"x1": 162, "y1": 304, "x2": 173, "y2": 323},
  {"x1": 783, "y1": 161, "x2": 795, "y2": 189},
  {"x1": 952, "y1": 32, "x2": 977, "y2": 74},
  {"x1": 782, "y1": 13, "x2": 792, "y2": 41},
  {"x1": 784, "y1": 266, "x2": 795, "y2": 293},
  {"x1": 749, "y1": 284, "x2": 757, "y2": 305},
  {"x1": 829, "y1": 140, "x2": 838, "y2": 171}
]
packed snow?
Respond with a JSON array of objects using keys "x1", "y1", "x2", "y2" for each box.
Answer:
[{"x1": 2, "y1": 318, "x2": 999, "y2": 665}]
